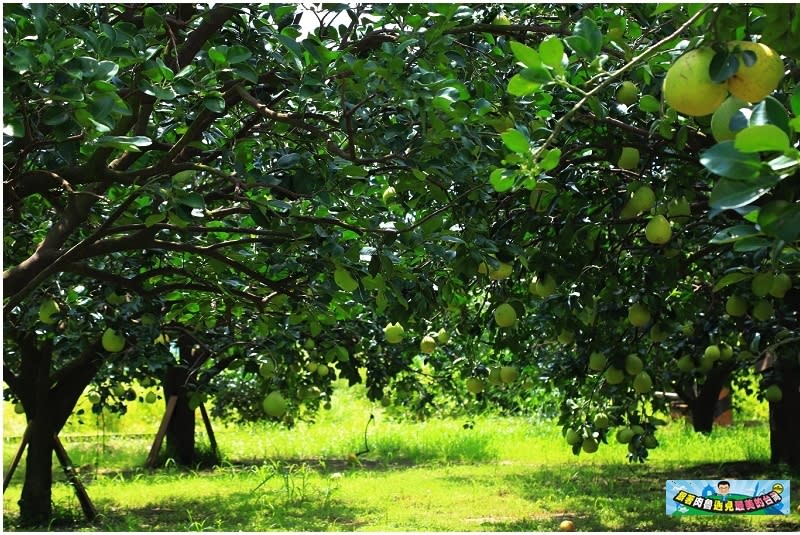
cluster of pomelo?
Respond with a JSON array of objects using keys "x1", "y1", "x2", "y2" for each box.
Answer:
[{"x1": 663, "y1": 41, "x2": 784, "y2": 139}]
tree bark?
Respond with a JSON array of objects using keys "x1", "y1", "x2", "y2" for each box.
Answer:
[
  {"x1": 14, "y1": 337, "x2": 103, "y2": 526},
  {"x1": 769, "y1": 365, "x2": 800, "y2": 469},
  {"x1": 684, "y1": 367, "x2": 732, "y2": 434},
  {"x1": 163, "y1": 365, "x2": 196, "y2": 466}
]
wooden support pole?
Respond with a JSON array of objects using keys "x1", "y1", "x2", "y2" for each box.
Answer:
[
  {"x1": 3, "y1": 426, "x2": 30, "y2": 493},
  {"x1": 145, "y1": 395, "x2": 178, "y2": 468},
  {"x1": 53, "y1": 435, "x2": 97, "y2": 521},
  {"x1": 198, "y1": 403, "x2": 218, "y2": 458}
]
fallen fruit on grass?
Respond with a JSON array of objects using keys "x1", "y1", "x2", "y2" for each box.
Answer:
[{"x1": 559, "y1": 520, "x2": 576, "y2": 532}]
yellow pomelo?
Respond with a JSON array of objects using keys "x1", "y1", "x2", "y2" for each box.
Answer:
[
  {"x1": 727, "y1": 41, "x2": 784, "y2": 103},
  {"x1": 420, "y1": 335, "x2": 437, "y2": 354},
  {"x1": 102, "y1": 328, "x2": 126, "y2": 353},
  {"x1": 39, "y1": 298, "x2": 60, "y2": 325},
  {"x1": 645, "y1": 215, "x2": 672, "y2": 245},
  {"x1": 488, "y1": 261, "x2": 513, "y2": 280},
  {"x1": 617, "y1": 147, "x2": 640, "y2": 170},
  {"x1": 616, "y1": 81, "x2": 639, "y2": 105},
  {"x1": 752, "y1": 299, "x2": 774, "y2": 322},
  {"x1": 663, "y1": 47, "x2": 728, "y2": 116},
  {"x1": 499, "y1": 366, "x2": 520, "y2": 384},
  {"x1": 466, "y1": 377, "x2": 485, "y2": 394},
  {"x1": 725, "y1": 295, "x2": 748, "y2": 317},
  {"x1": 262, "y1": 391, "x2": 287, "y2": 418},
  {"x1": 383, "y1": 322, "x2": 405, "y2": 344},
  {"x1": 494, "y1": 303, "x2": 517, "y2": 328},
  {"x1": 628, "y1": 303, "x2": 651, "y2": 327}
]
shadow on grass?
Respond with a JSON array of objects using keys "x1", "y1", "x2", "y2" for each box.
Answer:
[
  {"x1": 4, "y1": 488, "x2": 368, "y2": 532},
  {"x1": 446, "y1": 461, "x2": 799, "y2": 532}
]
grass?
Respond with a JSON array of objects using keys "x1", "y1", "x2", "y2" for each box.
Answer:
[{"x1": 3, "y1": 383, "x2": 799, "y2": 531}]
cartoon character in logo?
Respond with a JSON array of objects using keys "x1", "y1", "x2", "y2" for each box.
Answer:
[{"x1": 711, "y1": 481, "x2": 750, "y2": 502}]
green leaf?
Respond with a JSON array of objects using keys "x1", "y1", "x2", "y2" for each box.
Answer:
[
  {"x1": 709, "y1": 224, "x2": 761, "y2": 244},
  {"x1": 208, "y1": 46, "x2": 228, "y2": 65},
  {"x1": 95, "y1": 135, "x2": 152, "y2": 151},
  {"x1": 510, "y1": 41, "x2": 542, "y2": 69},
  {"x1": 539, "y1": 148, "x2": 561, "y2": 171},
  {"x1": 734, "y1": 124, "x2": 790, "y2": 153},
  {"x1": 712, "y1": 271, "x2": 752, "y2": 292},
  {"x1": 733, "y1": 237, "x2": 772, "y2": 253},
  {"x1": 749, "y1": 97, "x2": 791, "y2": 137},
  {"x1": 489, "y1": 168, "x2": 515, "y2": 192},
  {"x1": 507, "y1": 73, "x2": 540, "y2": 96},
  {"x1": 519, "y1": 66, "x2": 552, "y2": 84},
  {"x1": 501, "y1": 129, "x2": 530, "y2": 153},
  {"x1": 539, "y1": 36, "x2": 565, "y2": 69},
  {"x1": 709, "y1": 50, "x2": 738, "y2": 83},
  {"x1": 178, "y1": 193, "x2": 205, "y2": 210},
  {"x1": 227, "y1": 45, "x2": 253, "y2": 64},
  {"x1": 203, "y1": 96, "x2": 226, "y2": 113},
  {"x1": 699, "y1": 141, "x2": 762, "y2": 180},
  {"x1": 709, "y1": 175, "x2": 779, "y2": 210},
  {"x1": 143, "y1": 213, "x2": 165, "y2": 228},
  {"x1": 651, "y1": 4, "x2": 678, "y2": 15},
  {"x1": 143, "y1": 7, "x2": 163, "y2": 31},
  {"x1": 569, "y1": 17, "x2": 601, "y2": 60},
  {"x1": 758, "y1": 200, "x2": 800, "y2": 242}
]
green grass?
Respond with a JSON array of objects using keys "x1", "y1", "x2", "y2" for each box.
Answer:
[{"x1": 3, "y1": 384, "x2": 799, "y2": 531}]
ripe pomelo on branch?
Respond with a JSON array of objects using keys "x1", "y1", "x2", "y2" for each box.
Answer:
[
  {"x1": 262, "y1": 391, "x2": 288, "y2": 418},
  {"x1": 628, "y1": 303, "x2": 651, "y2": 327},
  {"x1": 616, "y1": 81, "x2": 639, "y2": 105},
  {"x1": 384, "y1": 322, "x2": 405, "y2": 344},
  {"x1": 102, "y1": 328, "x2": 126, "y2": 353},
  {"x1": 644, "y1": 215, "x2": 672, "y2": 245},
  {"x1": 39, "y1": 298, "x2": 60, "y2": 325},
  {"x1": 465, "y1": 377, "x2": 485, "y2": 394},
  {"x1": 494, "y1": 303, "x2": 517, "y2": 328},
  {"x1": 726, "y1": 41, "x2": 785, "y2": 103},
  {"x1": 420, "y1": 335, "x2": 437, "y2": 354},
  {"x1": 663, "y1": 47, "x2": 728, "y2": 116},
  {"x1": 620, "y1": 185, "x2": 655, "y2": 220}
]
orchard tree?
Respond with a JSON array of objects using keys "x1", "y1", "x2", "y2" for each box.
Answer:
[{"x1": 3, "y1": 2, "x2": 799, "y2": 528}]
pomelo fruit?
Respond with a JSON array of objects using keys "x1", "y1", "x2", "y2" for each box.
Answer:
[
  {"x1": 645, "y1": 215, "x2": 672, "y2": 245},
  {"x1": 628, "y1": 303, "x2": 651, "y2": 327},
  {"x1": 727, "y1": 41, "x2": 785, "y2": 103},
  {"x1": 102, "y1": 328, "x2": 126, "y2": 353},
  {"x1": 663, "y1": 47, "x2": 728, "y2": 116},
  {"x1": 494, "y1": 303, "x2": 517, "y2": 328},
  {"x1": 725, "y1": 295, "x2": 748, "y2": 317},
  {"x1": 262, "y1": 391, "x2": 288, "y2": 418},
  {"x1": 616, "y1": 81, "x2": 639, "y2": 105}
]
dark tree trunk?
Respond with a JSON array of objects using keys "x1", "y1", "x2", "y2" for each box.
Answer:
[
  {"x1": 12, "y1": 336, "x2": 104, "y2": 526},
  {"x1": 769, "y1": 365, "x2": 800, "y2": 469},
  {"x1": 163, "y1": 365, "x2": 196, "y2": 465},
  {"x1": 680, "y1": 365, "x2": 734, "y2": 434}
]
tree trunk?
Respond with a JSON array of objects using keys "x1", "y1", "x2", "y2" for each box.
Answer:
[
  {"x1": 769, "y1": 366, "x2": 800, "y2": 469},
  {"x1": 688, "y1": 372, "x2": 730, "y2": 433},
  {"x1": 12, "y1": 336, "x2": 103, "y2": 526},
  {"x1": 18, "y1": 415, "x2": 55, "y2": 526},
  {"x1": 163, "y1": 365, "x2": 196, "y2": 465}
]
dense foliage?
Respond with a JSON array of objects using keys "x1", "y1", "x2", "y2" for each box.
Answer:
[{"x1": 3, "y1": 3, "x2": 799, "y2": 525}]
